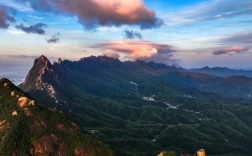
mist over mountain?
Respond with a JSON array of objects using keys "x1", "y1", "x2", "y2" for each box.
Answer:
[{"x1": 19, "y1": 55, "x2": 252, "y2": 155}]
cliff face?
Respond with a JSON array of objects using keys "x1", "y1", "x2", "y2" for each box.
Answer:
[{"x1": 0, "y1": 78, "x2": 114, "y2": 156}]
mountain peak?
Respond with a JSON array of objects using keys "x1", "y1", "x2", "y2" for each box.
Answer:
[
  {"x1": 21, "y1": 55, "x2": 54, "y2": 89},
  {"x1": 35, "y1": 55, "x2": 51, "y2": 67}
]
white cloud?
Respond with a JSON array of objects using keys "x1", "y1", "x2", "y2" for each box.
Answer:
[{"x1": 0, "y1": 0, "x2": 33, "y2": 12}]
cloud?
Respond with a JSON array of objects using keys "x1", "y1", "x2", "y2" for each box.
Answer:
[
  {"x1": 0, "y1": 0, "x2": 33, "y2": 12},
  {"x1": 124, "y1": 30, "x2": 143, "y2": 40},
  {"x1": 164, "y1": 0, "x2": 252, "y2": 26},
  {"x1": 26, "y1": 0, "x2": 163, "y2": 29},
  {"x1": 0, "y1": 6, "x2": 15, "y2": 28},
  {"x1": 102, "y1": 51, "x2": 120, "y2": 59},
  {"x1": 16, "y1": 23, "x2": 47, "y2": 35},
  {"x1": 94, "y1": 40, "x2": 177, "y2": 65},
  {"x1": 213, "y1": 46, "x2": 249, "y2": 55},
  {"x1": 47, "y1": 32, "x2": 60, "y2": 43},
  {"x1": 221, "y1": 32, "x2": 252, "y2": 44}
]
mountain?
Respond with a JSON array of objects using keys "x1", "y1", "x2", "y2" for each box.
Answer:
[
  {"x1": 191, "y1": 66, "x2": 252, "y2": 78},
  {"x1": 20, "y1": 55, "x2": 252, "y2": 155},
  {"x1": 0, "y1": 78, "x2": 113, "y2": 156}
]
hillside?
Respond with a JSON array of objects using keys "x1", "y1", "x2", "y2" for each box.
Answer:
[
  {"x1": 0, "y1": 78, "x2": 113, "y2": 156},
  {"x1": 191, "y1": 66, "x2": 252, "y2": 78},
  {"x1": 20, "y1": 55, "x2": 252, "y2": 155}
]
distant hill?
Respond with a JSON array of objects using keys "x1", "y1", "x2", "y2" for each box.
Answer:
[
  {"x1": 0, "y1": 78, "x2": 113, "y2": 156},
  {"x1": 19, "y1": 55, "x2": 252, "y2": 155},
  {"x1": 191, "y1": 66, "x2": 252, "y2": 78}
]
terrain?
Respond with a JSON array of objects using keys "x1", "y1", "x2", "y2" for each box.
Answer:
[
  {"x1": 191, "y1": 66, "x2": 252, "y2": 78},
  {"x1": 20, "y1": 55, "x2": 252, "y2": 156},
  {"x1": 0, "y1": 78, "x2": 113, "y2": 156}
]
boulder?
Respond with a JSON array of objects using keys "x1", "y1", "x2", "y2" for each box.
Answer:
[
  {"x1": 11, "y1": 91, "x2": 15, "y2": 97},
  {"x1": 12, "y1": 111, "x2": 18, "y2": 116},
  {"x1": 33, "y1": 134, "x2": 58, "y2": 155},
  {"x1": 197, "y1": 149, "x2": 206, "y2": 156},
  {"x1": 17, "y1": 97, "x2": 28, "y2": 108},
  {"x1": 29, "y1": 100, "x2": 35, "y2": 106},
  {"x1": 3, "y1": 82, "x2": 9, "y2": 88}
]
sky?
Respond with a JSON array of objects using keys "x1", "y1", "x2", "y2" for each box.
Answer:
[{"x1": 0, "y1": 0, "x2": 252, "y2": 83}]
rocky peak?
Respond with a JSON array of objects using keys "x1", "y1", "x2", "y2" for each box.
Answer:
[
  {"x1": 34, "y1": 55, "x2": 52, "y2": 69},
  {"x1": 58, "y1": 58, "x2": 62, "y2": 64},
  {"x1": 21, "y1": 55, "x2": 54, "y2": 89}
]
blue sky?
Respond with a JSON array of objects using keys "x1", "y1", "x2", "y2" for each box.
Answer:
[{"x1": 0, "y1": 0, "x2": 252, "y2": 83}]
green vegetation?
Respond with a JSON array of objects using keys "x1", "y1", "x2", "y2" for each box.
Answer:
[
  {"x1": 20, "y1": 56, "x2": 252, "y2": 155},
  {"x1": 0, "y1": 78, "x2": 114, "y2": 156}
]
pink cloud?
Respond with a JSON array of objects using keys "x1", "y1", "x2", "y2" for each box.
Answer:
[
  {"x1": 213, "y1": 46, "x2": 249, "y2": 55},
  {"x1": 102, "y1": 51, "x2": 120, "y2": 59},
  {"x1": 94, "y1": 40, "x2": 177, "y2": 65},
  {"x1": 29, "y1": 0, "x2": 163, "y2": 29}
]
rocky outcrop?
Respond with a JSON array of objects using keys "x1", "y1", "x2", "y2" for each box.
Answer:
[
  {"x1": 17, "y1": 97, "x2": 28, "y2": 108},
  {"x1": 74, "y1": 146, "x2": 88, "y2": 156},
  {"x1": 0, "y1": 78, "x2": 114, "y2": 156},
  {"x1": 32, "y1": 134, "x2": 58, "y2": 155},
  {"x1": 17, "y1": 97, "x2": 35, "y2": 108},
  {"x1": 12, "y1": 111, "x2": 18, "y2": 116},
  {"x1": 0, "y1": 120, "x2": 9, "y2": 132},
  {"x1": 197, "y1": 149, "x2": 206, "y2": 156},
  {"x1": 3, "y1": 82, "x2": 9, "y2": 88},
  {"x1": 11, "y1": 91, "x2": 15, "y2": 97}
]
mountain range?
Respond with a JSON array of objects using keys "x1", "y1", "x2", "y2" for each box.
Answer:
[
  {"x1": 191, "y1": 66, "x2": 252, "y2": 78},
  {"x1": 16, "y1": 55, "x2": 252, "y2": 156}
]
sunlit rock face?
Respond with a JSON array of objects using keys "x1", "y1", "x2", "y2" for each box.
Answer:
[{"x1": 197, "y1": 149, "x2": 206, "y2": 156}]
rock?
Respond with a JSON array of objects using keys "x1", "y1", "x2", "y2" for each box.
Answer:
[
  {"x1": 33, "y1": 134, "x2": 58, "y2": 155},
  {"x1": 55, "y1": 123, "x2": 67, "y2": 132},
  {"x1": 157, "y1": 151, "x2": 176, "y2": 156},
  {"x1": 29, "y1": 100, "x2": 35, "y2": 106},
  {"x1": 74, "y1": 146, "x2": 88, "y2": 156},
  {"x1": 197, "y1": 149, "x2": 206, "y2": 156},
  {"x1": 24, "y1": 108, "x2": 33, "y2": 116},
  {"x1": 17, "y1": 97, "x2": 28, "y2": 108},
  {"x1": 3, "y1": 82, "x2": 9, "y2": 88},
  {"x1": 11, "y1": 91, "x2": 15, "y2": 97},
  {"x1": 0, "y1": 120, "x2": 8, "y2": 132},
  {"x1": 12, "y1": 111, "x2": 18, "y2": 116}
]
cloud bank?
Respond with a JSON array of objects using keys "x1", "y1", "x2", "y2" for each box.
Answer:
[
  {"x1": 26, "y1": 0, "x2": 163, "y2": 29},
  {"x1": 213, "y1": 46, "x2": 249, "y2": 55},
  {"x1": 95, "y1": 40, "x2": 177, "y2": 65}
]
